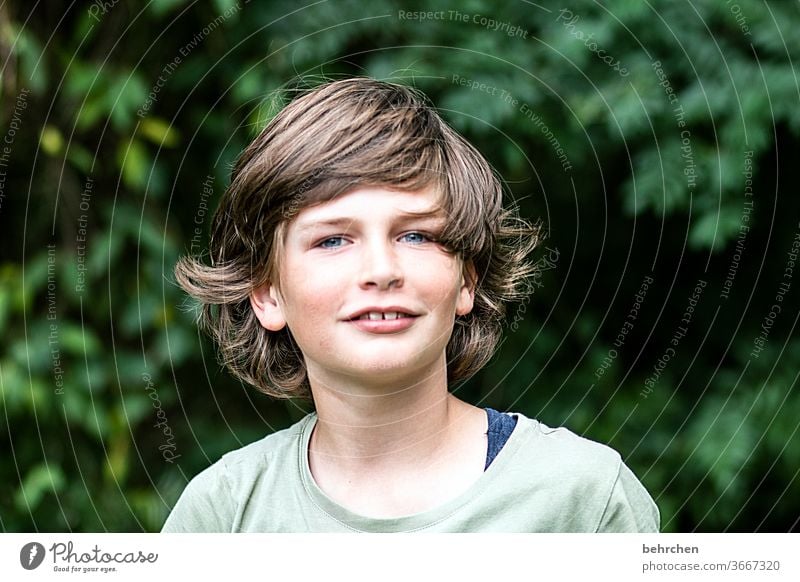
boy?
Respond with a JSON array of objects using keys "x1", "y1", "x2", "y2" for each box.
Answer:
[{"x1": 163, "y1": 77, "x2": 659, "y2": 532}]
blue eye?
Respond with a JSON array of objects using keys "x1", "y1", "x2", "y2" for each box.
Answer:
[
  {"x1": 402, "y1": 232, "x2": 431, "y2": 244},
  {"x1": 318, "y1": 236, "x2": 346, "y2": 249},
  {"x1": 316, "y1": 232, "x2": 433, "y2": 249}
]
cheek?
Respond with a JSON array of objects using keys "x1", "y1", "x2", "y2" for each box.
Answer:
[
  {"x1": 283, "y1": 292, "x2": 336, "y2": 354},
  {"x1": 418, "y1": 261, "x2": 463, "y2": 310},
  {"x1": 282, "y1": 265, "x2": 338, "y2": 329}
]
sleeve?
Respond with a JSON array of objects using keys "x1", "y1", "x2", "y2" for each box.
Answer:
[
  {"x1": 595, "y1": 461, "x2": 660, "y2": 533},
  {"x1": 161, "y1": 461, "x2": 237, "y2": 533}
]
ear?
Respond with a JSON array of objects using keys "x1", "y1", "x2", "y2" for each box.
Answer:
[
  {"x1": 249, "y1": 282, "x2": 287, "y2": 331},
  {"x1": 455, "y1": 259, "x2": 477, "y2": 317}
]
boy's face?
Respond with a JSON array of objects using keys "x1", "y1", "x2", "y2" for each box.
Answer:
[{"x1": 250, "y1": 186, "x2": 476, "y2": 388}]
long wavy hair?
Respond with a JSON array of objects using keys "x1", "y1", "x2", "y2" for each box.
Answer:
[{"x1": 175, "y1": 77, "x2": 543, "y2": 403}]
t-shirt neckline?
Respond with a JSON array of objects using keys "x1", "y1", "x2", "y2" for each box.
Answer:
[{"x1": 296, "y1": 410, "x2": 528, "y2": 532}]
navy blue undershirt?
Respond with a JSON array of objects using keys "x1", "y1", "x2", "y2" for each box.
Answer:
[{"x1": 484, "y1": 407, "x2": 518, "y2": 470}]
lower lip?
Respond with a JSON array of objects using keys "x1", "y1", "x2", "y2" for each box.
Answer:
[{"x1": 346, "y1": 315, "x2": 418, "y2": 333}]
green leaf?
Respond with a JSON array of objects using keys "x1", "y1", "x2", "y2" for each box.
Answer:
[
  {"x1": 59, "y1": 322, "x2": 102, "y2": 356},
  {"x1": 116, "y1": 138, "x2": 151, "y2": 191},
  {"x1": 66, "y1": 143, "x2": 95, "y2": 173},
  {"x1": 15, "y1": 463, "x2": 65, "y2": 512},
  {"x1": 40, "y1": 126, "x2": 64, "y2": 155},
  {"x1": 138, "y1": 118, "x2": 180, "y2": 148},
  {"x1": 689, "y1": 206, "x2": 743, "y2": 252},
  {"x1": 10, "y1": 24, "x2": 48, "y2": 92}
]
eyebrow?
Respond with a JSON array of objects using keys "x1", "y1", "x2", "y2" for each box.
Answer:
[{"x1": 295, "y1": 209, "x2": 445, "y2": 233}]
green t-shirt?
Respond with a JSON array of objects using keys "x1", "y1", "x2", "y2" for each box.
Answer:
[{"x1": 161, "y1": 411, "x2": 660, "y2": 532}]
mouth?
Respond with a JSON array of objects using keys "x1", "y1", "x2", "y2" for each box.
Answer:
[
  {"x1": 348, "y1": 312, "x2": 418, "y2": 322},
  {"x1": 345, "y1": 306, "x2": 420, "y2": 321},
  {"x1": 344, "y1": 310, "x2": 421, "y2": 334}
]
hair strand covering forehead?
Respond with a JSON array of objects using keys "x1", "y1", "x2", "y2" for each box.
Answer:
[{"x1": 174, "y1": 76, "x2": 544, "y2": 401}]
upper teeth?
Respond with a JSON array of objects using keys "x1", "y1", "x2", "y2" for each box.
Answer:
[{"x1": 358, "y1": 312, "x2": 406, "y2": 320}]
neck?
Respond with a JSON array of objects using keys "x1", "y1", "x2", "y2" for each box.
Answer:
[{"x1": 305, "y1": 354, "x2": 477, "y2": 475}]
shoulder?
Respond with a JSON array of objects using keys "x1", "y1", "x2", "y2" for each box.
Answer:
[
  {"x1": 161, "y1": 414, "x2": 312, "y2": 533},
  {"x1": 514, "y1": 414, "x2": 622, "y2": 478},
  {"x1": 217, "y1": 413, "x2": 307, "y2": 474},
  {"x1": 509, "y1": 414, "x2": 660, "y2": 532}
]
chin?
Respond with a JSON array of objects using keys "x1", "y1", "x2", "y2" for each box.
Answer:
[{"x1": 363, "y1": 350, "x2": 439, "y2": 376}]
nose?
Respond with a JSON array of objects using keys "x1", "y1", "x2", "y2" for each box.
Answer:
[{"x1": 359, "y1": 238, "x2": 403, "y2": 290}]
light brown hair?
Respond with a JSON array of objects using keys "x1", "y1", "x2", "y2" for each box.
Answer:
[{"x1": 175, "y1": 77, "x2": 542, "y2": 403}]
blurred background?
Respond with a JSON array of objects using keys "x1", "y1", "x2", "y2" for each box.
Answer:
[{"x1": 1, "y1": 0, "x2": 798, "y2": 532}]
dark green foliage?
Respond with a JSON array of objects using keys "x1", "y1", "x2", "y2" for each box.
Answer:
[{"x1": 1, "y1": 0, "x2": 798, "y2": 531}]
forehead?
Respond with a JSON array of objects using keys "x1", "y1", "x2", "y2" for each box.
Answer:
[{"x1": 289, "y1": 186, "x2": 446, "y2": 234}]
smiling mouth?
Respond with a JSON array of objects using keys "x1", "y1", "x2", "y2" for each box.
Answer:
[{"x1": 352, "y1": 312, "x2": 417, "y2": 321}]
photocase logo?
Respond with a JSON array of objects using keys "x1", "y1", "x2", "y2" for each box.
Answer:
[{"x1": 20, "y1": 542, "x2": 46, "y2": 570}]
